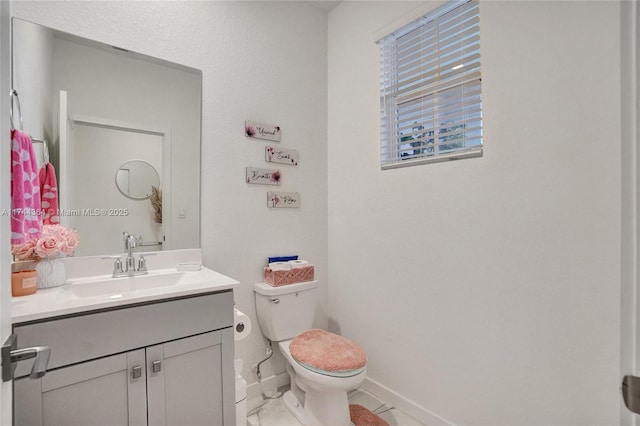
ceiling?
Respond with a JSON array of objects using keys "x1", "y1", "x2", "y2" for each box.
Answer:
[{"x1": 307, "y1": 1, "x2": 342, "y2": 12}]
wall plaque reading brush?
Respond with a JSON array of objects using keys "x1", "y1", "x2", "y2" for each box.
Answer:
[
  {"x1": 245, "y1": 120, "x2": 281, "y2": 142},
  {"x1": 246, "y1": 167, "x2": 281, "y2": 186},
  {"x1": 267, "y1": 191, "x2": 300, "y2": 208}
]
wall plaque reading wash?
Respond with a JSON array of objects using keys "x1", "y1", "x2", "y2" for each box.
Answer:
[
  {"x1": 245, "y1": 120, "x2": 281, "y2": 142},
  {"x1": 267, "y1": 191, "x2": 300, "y2": 208}
]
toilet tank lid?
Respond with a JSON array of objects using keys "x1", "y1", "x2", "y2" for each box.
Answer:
[{"x1": 254, "y1": 280, "x2": 318, "y2": 296}]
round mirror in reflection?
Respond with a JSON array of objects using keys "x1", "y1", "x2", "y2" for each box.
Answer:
[{"x1": 115, "y1": 160, "x2": 160, "y2": 200}]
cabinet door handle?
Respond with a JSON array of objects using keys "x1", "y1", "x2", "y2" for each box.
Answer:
[
  {"x1": 131, "y1": 365, "x2": 142, "y2": 379},
  {"x1": 151, "y1": 360, "x2": 162, "y2": 373}
]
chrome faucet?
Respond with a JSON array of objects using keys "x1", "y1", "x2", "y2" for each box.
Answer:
[
  {"x1": 101, "y1": 232, "x2": 154, "y2": 278},
  {"x1": 123, "y1": 232, "x2": 137, "y2": 273}
]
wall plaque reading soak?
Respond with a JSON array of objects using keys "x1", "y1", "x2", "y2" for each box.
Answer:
[
  {"x1": 265, "y1": 146, "x2": 299, "y2": 166},
  {"x1": 246, "y1": 167, "x2": 281, "y2": 186},
  {"x1": 245, "y1": 120, "x2": 281, "y2": 142},
  {"x1": 267, "y1": 191, "x2": 300, "y2": 208}
]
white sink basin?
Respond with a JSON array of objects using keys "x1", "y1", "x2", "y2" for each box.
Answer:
[
  {"x1": 11, "y1": 249, "x2": 241, "y2": 324},
  {"x1": 69, "y1": 272, "x2": 187, "y2": 299}
]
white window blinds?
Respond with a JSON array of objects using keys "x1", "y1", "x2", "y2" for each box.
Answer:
[{"x1": 378, "y1": 0, "x2": 482, "y2": 169}]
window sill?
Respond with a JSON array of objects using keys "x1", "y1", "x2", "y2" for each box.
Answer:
[{"x1": 381, "y1": 147, "x2": 483, "y2": 170}]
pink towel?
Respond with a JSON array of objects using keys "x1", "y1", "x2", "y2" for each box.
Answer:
[
  {"x1": 39, "y1": 162, "x2": 59, "y2": 224},
  {"x1": 11, "y1": 129, "x2": 42, "y2": 245}
]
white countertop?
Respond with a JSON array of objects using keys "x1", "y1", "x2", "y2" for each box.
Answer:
[{"x1": 12, "y1": 249, "x2": 239, "y2": 324}]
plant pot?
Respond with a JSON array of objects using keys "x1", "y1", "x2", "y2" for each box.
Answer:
[{"x1": 35, "y1": 257, "x2": 66, "y2": 289}]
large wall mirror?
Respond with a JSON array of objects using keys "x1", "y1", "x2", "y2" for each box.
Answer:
[{"x1": 11, "y1": 18, "x2": 202, "y2": 256}]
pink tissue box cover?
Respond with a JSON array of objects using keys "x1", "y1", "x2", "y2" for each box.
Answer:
[{"x1": 264, "y1": 265, "x2": 315, "y2": 286}]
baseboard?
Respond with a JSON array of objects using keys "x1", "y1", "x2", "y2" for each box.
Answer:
[
  {"x1": 245, "y1": 371, "x2": 454, "y2": 425},
  {"x1": 361, "y1": 377, "x2": 455, "y2": 426},
  {"x1": 246, "y1": 371, "x2": 290, "y2": 409}
]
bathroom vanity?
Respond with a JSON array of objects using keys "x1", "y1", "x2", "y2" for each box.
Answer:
[{"x1": 10, "y1": 250, "x2": 238, "y2": 426}]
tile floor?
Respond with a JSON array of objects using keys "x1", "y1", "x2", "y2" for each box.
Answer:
[{"x1": 246, "y1": 386, "x2": 425, "y2": 426}]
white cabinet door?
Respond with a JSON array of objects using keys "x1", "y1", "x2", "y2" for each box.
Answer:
[
  {"x1": 14, "y1": 349, "x2": 147, "y2": 426},
  {"x1": 147, "y1": 331, "x2": 224, "y2": 426}
]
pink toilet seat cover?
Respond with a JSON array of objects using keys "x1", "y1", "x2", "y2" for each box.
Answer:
[{"x1": 289, "y1": 329, "x2": 367, "y2": 374}]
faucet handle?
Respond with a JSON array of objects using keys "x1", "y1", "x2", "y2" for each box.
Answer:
[
  {"x1": 101, "y1": 256, "x2": 124, "y2": 277},
  {"x1": 138, "y1": 255, "x2": 147, "y2": 272},
  {"x1": 114, "y1": 258, "x2": 124, "y2": 275},
  {"x1": 137, "y1": 253, "x2": 156, "y2": 273}
]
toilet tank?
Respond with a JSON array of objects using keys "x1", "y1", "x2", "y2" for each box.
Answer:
[{"x1": 253, "y1": 280, "x2": 318, "y2": 342}]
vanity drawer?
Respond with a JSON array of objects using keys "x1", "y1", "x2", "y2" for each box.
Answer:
[{"x1": 13, "y1": 291, "x2": 233, "y2": 378}]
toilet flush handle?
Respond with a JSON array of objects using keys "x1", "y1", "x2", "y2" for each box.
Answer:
[{"x1": 269, "y1": 298, "x2": 280, "y2": 304}]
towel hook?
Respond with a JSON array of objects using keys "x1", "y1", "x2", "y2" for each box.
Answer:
[
  {"x1": 9, "y1": 89, "x2": 23, "y2": 131},
  {"x1": 43, "y1": 140, "x2": 49, "y2": 164}
]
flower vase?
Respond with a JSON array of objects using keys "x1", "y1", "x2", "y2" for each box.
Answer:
[{"x1": 35, "y1": 257, "x2": 66, "y2": 289}]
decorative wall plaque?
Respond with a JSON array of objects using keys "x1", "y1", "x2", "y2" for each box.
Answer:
[
  {"x1": 246, "y1": 167, "x2": 281, "y2": 186},
  {"x1": 266, "y1": 146, "x2": 299, "y2": 166},
  {"x1": 245, "y1": 120, "x2": 281, "y2": 142},
  {"x1": 267, "y1": 191, "x2": 300, "y2": 208}
]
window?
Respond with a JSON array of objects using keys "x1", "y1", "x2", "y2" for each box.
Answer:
[{"x1": 378, "y1": 0, "x2": 482, "y2": 169}]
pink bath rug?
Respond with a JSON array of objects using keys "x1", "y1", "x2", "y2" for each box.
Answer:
[
  {"x1": 290, "y1": 329, "x2": 366, "y2": 373},
  {"x1": 349, "y1": 404, "x2": 390, "y2": 426}
]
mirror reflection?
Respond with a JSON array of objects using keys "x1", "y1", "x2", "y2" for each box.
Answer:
[
  {"x1": 12, "y1": 18, "x2": 202, "y2": 256},
  {"x1": 116, "y1": 160, "x2": 160, "y2": 200}
]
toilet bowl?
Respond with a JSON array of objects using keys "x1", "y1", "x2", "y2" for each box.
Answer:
[{"x1": 254, "y1": 281, "x2": 367, "y2": 426}]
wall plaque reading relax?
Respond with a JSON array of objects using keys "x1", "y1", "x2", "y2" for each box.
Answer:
[
  {"x1": 245, "y1": 120, "x2": 281, "y2": 142},
  {"x1": 246, "y1": 167, "x2": 281, "y2": 186},
  {"x1": 267, "y1": 191, "x2": 300, "y2": 208}
]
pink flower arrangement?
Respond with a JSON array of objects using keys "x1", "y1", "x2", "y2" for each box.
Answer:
[{"x1": 11, "y1": 224, "x2": 80, "y2": 260}]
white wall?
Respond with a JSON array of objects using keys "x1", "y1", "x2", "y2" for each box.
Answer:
[
  {"x1": 11, "y1": 0, "x2": 328, "y2": 394},
  {"x1": 328, "y1": 1, "x2": 621, "y2": 424}
]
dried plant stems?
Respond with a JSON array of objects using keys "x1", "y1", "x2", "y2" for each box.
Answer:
[{"x1": 150, "y1": 186, "x2": 162, "y2": 224}]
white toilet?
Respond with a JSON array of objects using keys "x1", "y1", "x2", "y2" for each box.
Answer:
[{"x1": 254, "y1": 280, "x2": 367, "y2": 426}]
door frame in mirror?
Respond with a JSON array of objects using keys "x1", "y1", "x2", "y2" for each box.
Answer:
[{"x1": 63, "y1": 114, "x2": 172, "y2": 251}]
